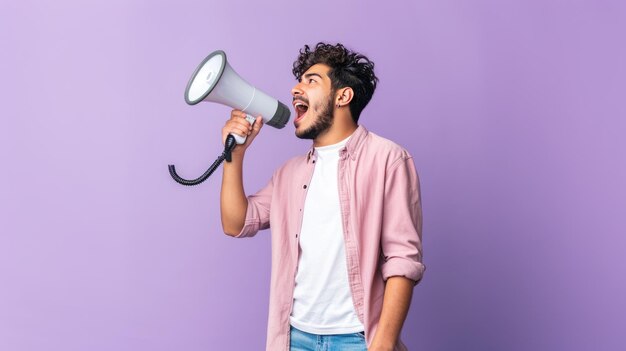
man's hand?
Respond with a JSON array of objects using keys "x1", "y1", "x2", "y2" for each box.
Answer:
[{"x1": 222, "y1": 109, "x2": 264, "y2": 155}]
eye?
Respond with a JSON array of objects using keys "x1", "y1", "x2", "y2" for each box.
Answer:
[{"x1": 308, "y1": 78, "x2": 316, "y2": 84}]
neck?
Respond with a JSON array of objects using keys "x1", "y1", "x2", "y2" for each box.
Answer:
[{"x1": 313, "y1": 113, "x2": 358, "y2": 147}]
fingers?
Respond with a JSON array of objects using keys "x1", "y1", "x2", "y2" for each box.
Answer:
[
  {"x1": 223, "y1": 110, "x2": 251, "y2": 141},
  {"x1": 222, "y1": 110, "x2": 263, "y2": 146}
]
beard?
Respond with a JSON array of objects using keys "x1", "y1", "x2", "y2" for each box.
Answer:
[{"x1": 296, "y1": 93, "x2": 335, "y2": 140}]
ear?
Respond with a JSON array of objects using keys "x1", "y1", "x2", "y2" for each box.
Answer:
[{"x1": 335, "y1": 87, "x2": 354, "y2": 107}]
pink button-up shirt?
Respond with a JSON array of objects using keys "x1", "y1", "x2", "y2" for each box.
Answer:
[{"x1": 235, "y1": 125, "x2": 424, "y2": 350}]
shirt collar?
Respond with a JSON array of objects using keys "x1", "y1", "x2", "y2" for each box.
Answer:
[{"x1": 306, "y1": 125, "x2": 369, "y2": 163}]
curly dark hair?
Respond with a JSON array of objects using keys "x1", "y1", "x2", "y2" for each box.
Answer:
[{"x1": 292, "y1": 43, "x2": 378, "y2": 123}]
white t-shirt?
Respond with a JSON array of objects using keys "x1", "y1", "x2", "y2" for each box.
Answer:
[{"x1": 289, "y1": 135, "x2": 364, "y2": 335}]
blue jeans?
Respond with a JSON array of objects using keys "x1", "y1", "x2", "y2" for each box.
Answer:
[{"x1": 289, "y1": 326, "x2": 367, "y2": 351}]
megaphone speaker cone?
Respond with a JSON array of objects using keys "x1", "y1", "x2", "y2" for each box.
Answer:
[{"x1": 185, "y1": 50, "x2": 227, "y2": 105}]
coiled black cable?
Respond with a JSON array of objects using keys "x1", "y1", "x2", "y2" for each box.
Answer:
[{"x1": 168, "y1": 134, "x2": 237, "y2": 186}]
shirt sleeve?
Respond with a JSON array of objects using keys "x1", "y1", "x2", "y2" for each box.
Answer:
[
  {"x1": 380, "y1": 156, "x2": 425, "y2": 284},
  {"x1": 235, "y1": 176, "x2": 274, "y2": 238}
]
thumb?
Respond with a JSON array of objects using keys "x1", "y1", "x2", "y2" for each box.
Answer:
[{"x1": 251, "y1": 116, "x2": 264, "y2": 134}]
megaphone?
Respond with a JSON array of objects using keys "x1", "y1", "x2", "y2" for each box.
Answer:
[
  {"x1": 185, "y1": 50, "x2": 291, "y2": 144},
  {"x1": 168, "y1": 50, "x2": 291, "y2": 186}
]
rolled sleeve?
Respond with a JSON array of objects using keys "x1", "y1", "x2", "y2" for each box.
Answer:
[
  {"x1": 380, "y1": 156, "x2": 425, "y2": 284},
  {"x1": 235, "y1": 176, "x2": 273, "y2": 238}
]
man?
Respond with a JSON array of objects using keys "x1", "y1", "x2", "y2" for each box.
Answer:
[{"x1": 220, "y1": 43, "x2": 424, "y2": 351}]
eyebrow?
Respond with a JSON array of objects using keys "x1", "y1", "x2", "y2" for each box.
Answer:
[{"x1": 302, "y1": 72, "x2": 323, "y2": 81}]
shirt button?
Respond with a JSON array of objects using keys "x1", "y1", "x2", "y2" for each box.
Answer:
[{"x1": 303, "y1": 185, "x2": 307, "y2": 189}]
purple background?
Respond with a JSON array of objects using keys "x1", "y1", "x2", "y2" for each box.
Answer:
[{"x1": 1, "y1": 0, "x2": 625, "y2": 350}]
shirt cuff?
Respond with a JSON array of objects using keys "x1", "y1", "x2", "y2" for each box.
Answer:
[{"x1": 381, "y1": 257, "x2": 426, "y2": 284}]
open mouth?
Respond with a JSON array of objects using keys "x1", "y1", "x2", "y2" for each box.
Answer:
[{"x1": 293, "y1": 101, "x2": 309, "y2": 124}]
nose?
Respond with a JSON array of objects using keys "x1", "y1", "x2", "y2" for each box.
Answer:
[{"x1": 291, "y1": 83, "x2": 304, "y2": 97}]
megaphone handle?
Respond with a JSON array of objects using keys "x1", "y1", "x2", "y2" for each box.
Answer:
[{"x1": 230, "y1": 114, "x2": 257, "y2": 145}]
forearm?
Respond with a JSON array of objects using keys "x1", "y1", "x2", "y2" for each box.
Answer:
[
  {"x1": 220, "y1": 151, "x2": 248, "y2": 236},
  {"x1": 370, "y1": 276, "x2": 414, "y2": 350}
]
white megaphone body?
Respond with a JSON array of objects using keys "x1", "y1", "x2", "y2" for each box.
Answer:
[{"x1": 184, "y1": 50, "x2": 291, "y2": 144}]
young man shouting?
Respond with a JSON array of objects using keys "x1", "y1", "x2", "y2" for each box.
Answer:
[{"x1": 220, "y1": 43, "x2": 424, "y2": 351}]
